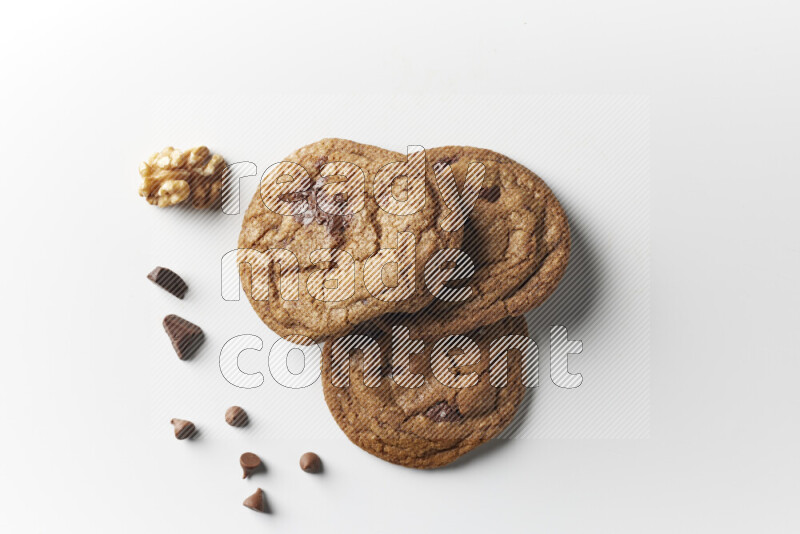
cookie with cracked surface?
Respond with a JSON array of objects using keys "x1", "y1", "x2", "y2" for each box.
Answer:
[
  {"x1": 377, "y1": 146, "x2": 570, "y2": 339},
  {"x1": 322, "y1": 316, "x2": 529, "y2": 468},
  {"x1": 237, "y1": 139, "x2": 462, "y2": 344}
]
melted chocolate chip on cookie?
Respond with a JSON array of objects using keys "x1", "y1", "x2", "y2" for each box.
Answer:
[
  {"x1": 288, "y1": 181, "x2": 353, "y2": 246},
  {"x1": 432, "y1": 155, "x2": 460, "y2": 173},
  {"x1": 315, "y1": 155, "x2": 329, "y2": 173},
  {"x1": 424, "y1": 401, "x2": 463, "y2": 423},
  {"x1": 279, "y1": 190, "x2": 309, "y2": 204},
  {"x1": 479, "y1": 185, "x2": 501, "y2": 202}
]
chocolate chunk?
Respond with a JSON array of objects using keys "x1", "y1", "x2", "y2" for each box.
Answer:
[
  {"x1": 243, "y1": 488, "x2": 268, "y2": 513},
  {"x1": 240, "y1": 452, "x2": 262, "y2": 478},
  {"x1": 163, "y1": 315, "x2": 204, "y2": 360},
  {"x1": 479, "y1": 185, "x2": 501, "y2": 203},
  {"x1": 299, "y1": 452, "x2": 322, "y2": 473},
  {"x1": 170, "y1": 418, "x2": 196, "y2": 440},
  {"x1": 225, "y1": 406, "x2": 248, "y2": 427},
  {"x1": 423, "y1": 401, "x2": 463, "y2": 423},
  {"x1": 146, "y1": 267, "x2": 188, "y2": 299}
]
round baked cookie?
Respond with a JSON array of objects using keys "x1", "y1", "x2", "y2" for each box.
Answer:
[
  {"x1": 238, "y1": 139, "x2": 462, "y2": 344},
  {"x1": 377, "y1": 146, "x2": 570, "y2": 339},
  {"x1": 322, "y1": 316, "x2": 529, "y2": 469}
]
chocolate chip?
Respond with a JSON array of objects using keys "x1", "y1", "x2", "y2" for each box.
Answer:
[
  {"x1": 243, "y1": 488, "x2": 268, "y2": 513},
  {"x1": 240, "y1": 452, "x2": 262, "y2": 478},
  {"x1": 146, "y1": 267, "x2": 188, "y2": 299},
  {"x1": 299, "y1": 452, "x2": 322, "y2": 473},
  {"x1": 170, "y1": 418, "x2": 196, "y2": 440},
  {"x1": 423, "y1": 401, "x2": 463, "y2": 423},
  {"x1": 479, "y1": 185, "x2": 501, "y2": 203},
  {"x1": 225, "y1": 406, "x2": 248, "y2": 427},
  {"x1": 162, "y1": 314, "x2": 204, "y2": 360},
  {"x1": 321, "y1": 212, "x2": 349, "y2": 238}
]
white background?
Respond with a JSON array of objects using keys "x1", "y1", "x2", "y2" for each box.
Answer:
[{"x1": 1, "y1": 1, "x2": 798, "y2": 533}]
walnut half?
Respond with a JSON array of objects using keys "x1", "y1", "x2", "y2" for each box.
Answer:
[{"x1": 138, "y1": 146, "x2": 227, "y2": 208}]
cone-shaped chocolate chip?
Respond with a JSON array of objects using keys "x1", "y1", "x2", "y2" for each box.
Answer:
[
  {"x1": 147, "y1": 267, "x2": 188, "y2": 299},
  {"x1": 243, "y1": 488, "x2": 267, "y2": 513},
  {"x1": 240, "y1": 452, "x2": 261, "y2": 478},
  {"x1": 225, "y1": 406, "x2": 248, "y2": 427},
  {"x1": 170, "y1": 418, "x2": 196, "y2": 440},
  {"x1": 163, "y1": 314, "x2": 204, "y2": 360},
  {"x1": 299, "y1": 452, "x2": 322, "y2": 473}
]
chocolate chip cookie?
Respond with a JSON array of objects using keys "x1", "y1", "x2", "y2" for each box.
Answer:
[
  {"x1": 377, "y1": 146, "x2": 570, "y2": 339},
  {"x1": 322, "y1": 316, "x2": 529, "y2": 468},
  {"x1": 238, "y1": 139, "x2": 462, "y2": 344}
]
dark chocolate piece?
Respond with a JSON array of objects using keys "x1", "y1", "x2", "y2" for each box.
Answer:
[
  {"x1": 163, "y1": 315, "x2": 204, "y2": 360},
  {"x1": 147, "y1": 267, "x2": 188, "y2": 299}
]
